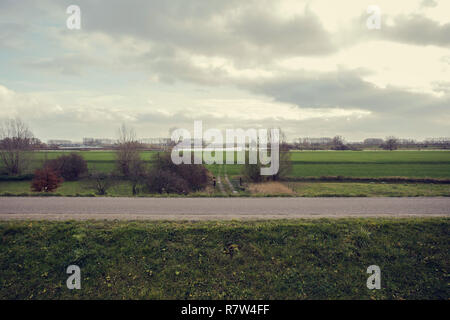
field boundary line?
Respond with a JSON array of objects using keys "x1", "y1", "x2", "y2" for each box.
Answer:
[{"x1": 286, "y1": 176, "x2": 450, "y2": 184}]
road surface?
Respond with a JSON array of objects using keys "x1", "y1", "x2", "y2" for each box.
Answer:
[{"x1": 0, "y1": 197, "x2": 449, "y2": 220}]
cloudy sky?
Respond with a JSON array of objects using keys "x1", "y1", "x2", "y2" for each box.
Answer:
[{"x1": 0, "y1": 0, "x2": 449, "y2": 142}]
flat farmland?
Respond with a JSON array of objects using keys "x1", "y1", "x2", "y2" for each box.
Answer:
[
  {"x1": 288, "y1": 151, "x2": 450, "y2": 178},
  {"x1": 1, "y1": 150, "x2": 449, "y2": 197},
  {"x1": 28, "y1": 150, "x2": 155, "y2": 173},
  {"x1": 7, "y1": 150, "x2": 450, "y2": 178}
]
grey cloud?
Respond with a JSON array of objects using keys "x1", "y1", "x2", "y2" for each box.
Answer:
[
  {"x1": 140, "y1": 52, "x2": 230, "y2": 85},
  {"x1": 432, "y1": 81, "x2": 450, "y2": 94},
  {"x1": 56, "y1": 0, "x2": 333, "y2": 64},
  {"x1": 229, "y1": 8, "x2": 335, "y2": 57},
  {"x1": 382, "y1": 14, "x2": 450, "y2": 47},
  {"x1": 242, "y1": 70, "x2": 438, "y2": 112},
  {"x1": 24, "y1": 55, "x2": 106, "y2": 76},
  {"x1": 421, "y1": 0, "x2": 438, "y2": 8},
  {"x1": 21, "y1": 104, "x2": 450, "y2": 142},
  {"x1": 342, "y1": 11, "x2": 450, "y2": 49},
  {"x1": 121, "y1": 108, "x2": 450, "y2": 141},
  {"x1": 2, "y1": 79, "x2": 448, "y2": 141}
]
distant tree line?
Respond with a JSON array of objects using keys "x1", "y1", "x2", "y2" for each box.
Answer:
[{"x1": 293, "y1": 136, "x2": 450, "y2": 151}]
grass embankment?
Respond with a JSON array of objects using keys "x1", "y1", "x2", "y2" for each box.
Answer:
[
  {"x1": 247, "y1": 182, "x2": 450, "y2": 197},
  {"x1": 0, "y1": 219, "x2": 448, "y2": 299},
  {"x1": 2, "y1": 180, "x2": 448, "y2": 197},
  {"x1": 289, "y1": 182, "x2": 450, "y2": 197}
]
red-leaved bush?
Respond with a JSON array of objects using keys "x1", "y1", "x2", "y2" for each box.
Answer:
[{"x1": 31, "y1": 167, "x2": 63, "y2": 192}]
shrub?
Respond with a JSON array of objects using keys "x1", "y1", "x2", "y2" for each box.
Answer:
[
  {"x1": 383, "y1": 136, "x2": 399, "y2": 151},
  {"x1": 175, "y1": 163, "x2": 209, "y2": 191},
  {"x1": 0, "y1": 174, "x2": 34, "y2": 181},
  {"x1": 146, "y1": 169, "x2": 190, "y2": 194},
  {"x1": 87, "y1": 172, "x2": 115, "y2": 195},
  {"x1": 241, "y1": 147, "x2": 292, "y2": 182},
  {"x1": 45, "y1": 153, "x2": 88, "y2": 181},
  {"x1": 272, "y1": 150, "x2": 292, "y2": 181},
  {"x1": 149, "y1": 152, "x2": 210, "y2": 192},
  {"x1": 128, "y1": 159, "x2": 146, "y2": 195},
  {"x1": 242, "y1": 162, "x2": 264, "y2": 183},
  {"x1": 31, "y1": 167, "x2": 62, "y2": 192}
]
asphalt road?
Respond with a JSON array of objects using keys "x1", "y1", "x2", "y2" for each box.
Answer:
[{"x1": 0, "y1": 197, "x2": 449, "y2": 220}]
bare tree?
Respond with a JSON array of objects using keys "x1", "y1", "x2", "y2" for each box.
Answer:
[
  {"x1": 0, "y1": 118, "x2": 37, "y2": 175},
  {"x1": 242, "y1": 128, "x2": 292, "y2": 182},
  {"x1": 272, "y1": 129, "x2": 292, "y2": 181},
  {"x1": 116, "y1": 124, "x2": 141, "y2": 177},
  {"x1": 383, "y1": 136, "x2": 399, "y2": 151},
  {"x1": 88, "y1": 171, "x2": 115, "y2": 195},
  {"x1": 129, "y1": 159, "x2": 146, "y2": 195},
  {"x1": 332, "y1": 135, "x2": 348, "y2": 150}
]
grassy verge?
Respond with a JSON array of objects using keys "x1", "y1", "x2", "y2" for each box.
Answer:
[
  {"x1": 0, "y1": 219, "x2": 448, "y2": 299},
  {"x1": 285, "y1": 182, "x2": 450, "y2": 197},
  {"x1": 1, "y1": 180, "x2": 449, "y2": 197},
  {"x1": 0, "y1": 180, "x2": 226, "y2": 197}
]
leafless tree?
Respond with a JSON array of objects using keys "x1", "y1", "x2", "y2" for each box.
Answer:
[
  {"x1": 88, "y1": 171, "x2": 115, "y2": 195},
  {"x1": 272, "y1": 129, "x2": 292, "y2": 181},
  {"x1": 0, "y1": 118, "x2": 37, "y2": 175},
  {"x1": 383, "y1": 136, "x2": 399, "y2": 151},
  {"x1": 129, "y1": 159, "x2": 146, "y2": 195},
  {"x1": 116, "y1": 124, "x2": 141, "y2": 177},
  {"x1": 242, "y1": 128, "x2": 292, "y2": 182},
  {"x1": 332, "y1": 135, "x2": 349, "y2": 150}
]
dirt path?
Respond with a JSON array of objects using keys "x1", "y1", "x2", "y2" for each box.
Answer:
[
  {"x1": 223, "y1": 166, "x2": 238, "y2": 194},
  {"x1": 216, "y1": 166, "x2": 226, "y2": 195}
]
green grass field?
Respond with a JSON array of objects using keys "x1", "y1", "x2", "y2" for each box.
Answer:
[
  {"x1": 0, "y1": 179, "x2": 224, "y2": 197},
  {"x1": 288, "y1": 151, "x2": 450, "y2": 178},
  {"x1": 0, "y1": 219, "x2": 447, "y2": 299},
  {"x1": 206, "y1": 150, "x2": 450, "y2": 178},
  {"x1": 290, "y1": 150, "x2": 450, "y2": 163},
  {"x1": 17, "y1": 150, "x2": 450, "y2": 178},
  {"x1": 27, "y1": 150, "x2": 155, "y2": 174}
]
